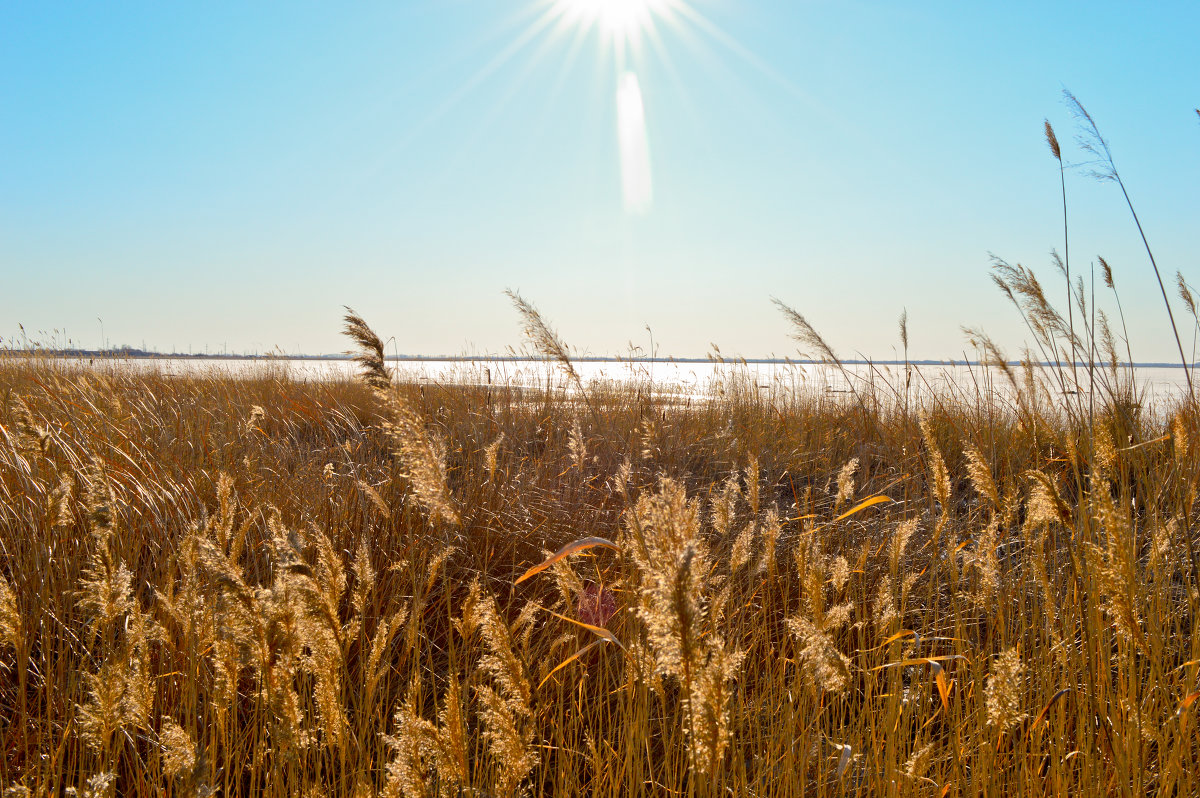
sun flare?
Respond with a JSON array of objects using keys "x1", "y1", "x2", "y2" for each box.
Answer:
[
  {"x1": 547, "y1": 0, "x2": 676, "y2": 213},
  {"x1": 554, "y1": 0, "x2": 671, "y2": 45}
]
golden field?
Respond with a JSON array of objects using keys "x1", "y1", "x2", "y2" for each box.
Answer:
[{"x1": 2, "y1": 295, "x2": 1200, "y2": 797}]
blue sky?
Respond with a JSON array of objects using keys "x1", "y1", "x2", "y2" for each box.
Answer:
[{"x1": 2, "y1": 1, "x2": 1198, "y2": 360}]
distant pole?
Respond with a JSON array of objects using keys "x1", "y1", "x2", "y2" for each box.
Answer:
[{"x1": 97, "y1": 317, "x2": 105, "y2": 352}]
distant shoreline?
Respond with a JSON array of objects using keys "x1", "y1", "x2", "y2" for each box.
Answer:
[{"x1": 2, "y1": 349, "x2": 1198, "y2": 369}]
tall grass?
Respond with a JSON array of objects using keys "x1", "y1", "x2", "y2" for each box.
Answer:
[
  {"x1": 2, "y1": 338, "x2": 1198, "y2": 796},
  {"x1": 2, "y1": 98, "x2": 1199, "y2": 796}
]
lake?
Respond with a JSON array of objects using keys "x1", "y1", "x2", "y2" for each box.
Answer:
[{"x1": 19, "y1": 355, "x2": 1195, "y2": 412}]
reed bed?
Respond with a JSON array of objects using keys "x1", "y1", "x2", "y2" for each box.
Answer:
[{"x1": 2, "y1": 313, "x2": 1198, "y2": 796}]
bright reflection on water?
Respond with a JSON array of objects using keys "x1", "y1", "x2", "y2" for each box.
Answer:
[{"x1": 27, "y1": 356, "x2": 1198, "y2": 409}]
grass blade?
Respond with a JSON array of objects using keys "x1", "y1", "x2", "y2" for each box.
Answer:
[{"x1": 515, "y1": 537, "x2": 619, "y2": 585}]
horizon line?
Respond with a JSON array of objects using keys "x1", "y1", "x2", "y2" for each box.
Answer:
[{"x1": 4, "y1": 348, "x2": 1200, "y2": 370}]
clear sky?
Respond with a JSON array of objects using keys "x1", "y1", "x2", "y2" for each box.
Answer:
[{"x1": 2, "y1": 1, "x2": 1198, "y2": 361}]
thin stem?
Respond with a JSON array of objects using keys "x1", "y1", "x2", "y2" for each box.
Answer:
[
  {"x1": 1065, "y1": 90, "x2": 1193, "y2": 397},
  {"x1": 1114, "y1": 176, "x2": 1193, "y2": 396},
  {"x1": 1060, "y1": 164, "x2": 1078, "y2": 395}
]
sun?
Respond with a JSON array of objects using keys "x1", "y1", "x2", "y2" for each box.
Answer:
[{"x1": 553, "y1": 0, "x2": 671, "y2": 48}]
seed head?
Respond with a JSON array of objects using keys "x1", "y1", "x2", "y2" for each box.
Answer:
[
  {"x1": 1044, "y1": 119, "x2": 1062, "y2": 161},
  {"x1": 985, "y1": 647, "x2": 1027, "y2": 733}
]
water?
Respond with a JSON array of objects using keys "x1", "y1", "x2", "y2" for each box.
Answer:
[{"x1": 18, "y1": 355, "x2": 1195, "y2": 409}]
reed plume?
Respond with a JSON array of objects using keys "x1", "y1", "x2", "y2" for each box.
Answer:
[
  {"x1": 834, "y1": 456, "x2": 859, "y2": 511},
  {"x1": 157, "y1": 716, "x2": 197, "y2": 780},
  {"x1": 343, "y1": 306, "x2": 392, "y2": 389},
  {"x1": 0, "y1": 574, "x2": 21, "y2": 652},
  {"x1": 484, "y1": 433, "x2": 504, "y2": 478},
  {"x1": 918, "y1": 415, "x2": 951, "y2": 522},
  {"x1": 342, "y1": 310, "x2": 460, "y2": 528},
  {"x1": 629, "y1": 478, "x2": 743, "y2": 779},
  {"x1": 75, "y1": 526, "x2": 156, "y2": 754},
  {"x1": 10, "y1": 394, "x2": 49, "y2": 454},
  {"x1": 985, "y1": 647, "x2": 1027, "y2": 734},
  {"x1": 771, "y1": 297, "x2": 843, "y2": 366},
  {"x1": 1084, "y1": 481, "x2": 1144, "y2": 649},
  {"x1": 383, "y1": 683, "x2": 440, "y2": 798},
  {"x1": 505, "y1": 289, "x2": 583, "y2": 392},
  {"x1": 65, "y1": 772, "x2": 116, "y2": 798},
  {"x1": 787, "y1": 613, "x2": 852, "y2": 694},
  {"x1": 474, "y1": 595, "x2": 538, "y2": 796},
  {"x1": 505, "y1": 289, "x2": 605, "y2": 432},
  {"x1": 963, "y1": 444, "x2": 999, "y2": 510},
  {"x1": 384, "y1": 673, "x2": 469, "y2": 798},
  {"x1": 388, "y1": 400, "x2": 461, "y2": 528}
]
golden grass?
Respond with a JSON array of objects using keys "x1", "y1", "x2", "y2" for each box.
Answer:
[{"x1": 2, "y1": 331, "x2": 1199, "y2": 797}]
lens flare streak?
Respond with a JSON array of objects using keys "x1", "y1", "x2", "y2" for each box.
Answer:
[{"x1": 616, "y1": 71, "x2": 653, "y2": 214}]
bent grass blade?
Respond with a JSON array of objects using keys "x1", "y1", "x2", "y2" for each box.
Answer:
[
  {"x1": 514, "y1": 536, "x2": 619, "y2": 585},
  {"x1": 833, "y1": 495, "x2": 893, "y2": 523}
]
